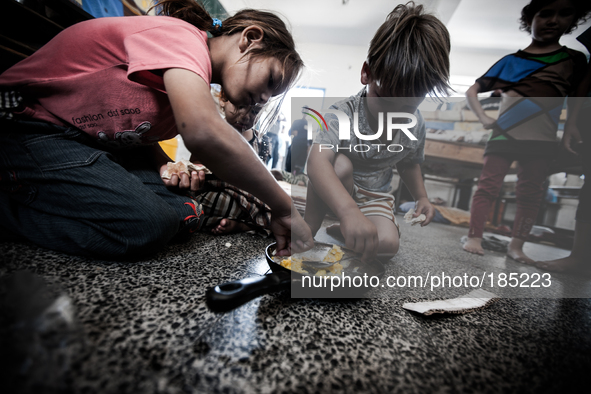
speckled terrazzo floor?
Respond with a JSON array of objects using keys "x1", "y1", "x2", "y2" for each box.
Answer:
[{"x1": 1, "y1": 217, "x2": 590, "y2": 394}]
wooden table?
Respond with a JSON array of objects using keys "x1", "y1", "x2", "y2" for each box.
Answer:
[{"x1": 422, "y1": 139, "x2": 518, "y2": 180}]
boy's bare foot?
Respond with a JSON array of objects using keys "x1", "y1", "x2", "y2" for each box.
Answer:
[
  {"x1": 326, "y1": 224, "x2": 344, "y2": 241},
  {"x1": 506, "y1": 238, "x2": 534, "y2": 265},
  {"x1": 210, "y1": 219, "x2": 251, "y2": 235},
  {"x1": 463, "y1": 237, "x2": 484, "y2": 255},
  {"x1": 535, "y1": 256, "x2": 590, "y2": 274}
]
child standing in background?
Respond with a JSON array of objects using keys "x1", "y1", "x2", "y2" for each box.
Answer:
[
  {"x1": 462, "y1": 0, "x2": 590, "y2": 263},
  {"x1": 215, "y1": 95, "x2": 270, "y2": 164},
  {"x1": 0, "y1": 0, "x2": 313, "y2": 258},
  {"x1": 196, "y1": 94, "x2": 272, "y2": 235},
  {"x1": 304, "y1": 2, "x2": 451, "y2": 262},
  {"x1": 536, "y1": 25, "x2": 591, "y2": 273}
]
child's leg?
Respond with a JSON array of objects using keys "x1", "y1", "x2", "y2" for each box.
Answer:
[
  {"x1": 0, "y1": 120, "x2": 199, "y2": 258},
  {"x1": 199, "y1": 194, "x2": 259, "y2": 235},
  {"x1": 114, "y1": 148, "x2": 205, "y2": 242},
  {"x1": 507, "y1": 157, "x2": 551, "y2": 264},
  {"x1": 197, "y1": 185, "x2": 271, "y2": 236},
  {"x1": 367, "y1": 215, "x2": 399, "y2": 259},
  {"x1": 304, "y1": 153, "x2": 354, "y2": 236},
  {"x1": 464, "y1": 154, "x2": 513, "y2": 255},
  {"x1": 210, "y1": 219, "x2": 253, "y2": 235}
]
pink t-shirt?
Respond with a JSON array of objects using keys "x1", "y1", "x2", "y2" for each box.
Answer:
[{"x1": 0, "y1": 16, "x2": 211, "y2": 148}]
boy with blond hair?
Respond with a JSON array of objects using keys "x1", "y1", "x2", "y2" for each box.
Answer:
[{"x1": 304, "y1": 2, "x2": 451, "y2": 261}]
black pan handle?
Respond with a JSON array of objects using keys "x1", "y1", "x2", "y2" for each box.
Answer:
[{"x1": 206, "y1": 271, "x2": 291, "y2": 312}]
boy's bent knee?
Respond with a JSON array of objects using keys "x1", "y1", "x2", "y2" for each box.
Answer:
[
  {"x1": 378, "y1": 237, "x2": 400, "y2": 256},
  {"x1": 376, "y1": 229, "x2": 399, "y2": 256}
]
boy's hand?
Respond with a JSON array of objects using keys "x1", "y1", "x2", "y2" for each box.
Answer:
[
  {"x1": 413, "y1": 197, "x2": 435, "y2": 227},
  {"x1": 340, "y1": 210, "x2": 379, "y2": 262}
]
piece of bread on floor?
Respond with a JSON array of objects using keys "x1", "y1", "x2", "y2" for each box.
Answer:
[{"x1": 404, "y1": 208, "x2": 426, "y2": 226}]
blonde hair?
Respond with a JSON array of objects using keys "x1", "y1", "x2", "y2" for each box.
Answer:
[{"x1": 367, "y1": 1, "x2": 451, "y2": 97}]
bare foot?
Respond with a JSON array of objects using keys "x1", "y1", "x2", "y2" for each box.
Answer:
[
  {"x1": 506, "y1": 249, "x2": 535, "y2": 265},
  {"x1": 326, "y1": 224, "x2": 344, "y2": 241},
  {"x1": 535, "y1": 255, "x2": 590, "y2": 273},
  {"x1": 506, "y1": 238, "x2": 534, "y2": 265},
  {"x1": 211, "y1": 219, "x2": 251, "y2": 235},
  {"x1": 463, "y1": 237, "x2": 484, "y2": 255}
]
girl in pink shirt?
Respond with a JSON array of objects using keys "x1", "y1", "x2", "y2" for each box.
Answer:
[{"x1": 0, "y1": 0, "x2": 313, "y2": 258}]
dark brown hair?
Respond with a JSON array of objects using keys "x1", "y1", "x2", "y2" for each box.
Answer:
[
  {"x1": 152, "y1": 0, "x2": 304, "y2": 131},
  {"x1": 520, "y1": 0, "x2": 591, "y2": 34},
  {"x1": 366, "y1": 1, "x2": 451, "y2": 97}
]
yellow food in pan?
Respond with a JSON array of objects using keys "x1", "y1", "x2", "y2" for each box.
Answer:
[
  {"x1": 326, "y1": 262, "x2": 344, "y2": 276},
  {"x1": 323, "y1": 245, "x2": 344, "y2": 263},
  {"x1": 279, "y1": 245, "x2": 344, "y2": 276},
  {"x1": 279, "y1": 256, "x2": 308, "y2": 274}
]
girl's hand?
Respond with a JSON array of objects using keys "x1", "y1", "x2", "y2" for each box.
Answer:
[
  {"x1": 160, "y1": 164, "x2": 206, "y2": 192},
  {"x1": 413, "y1": 197, "x2": 435, "y2": 227},
  {"x1": 480, "y1": 114, "x2": 497, "y2": 130},
  {"x1": 466, "y1": 83, "x2": 498, "y2": 130}
]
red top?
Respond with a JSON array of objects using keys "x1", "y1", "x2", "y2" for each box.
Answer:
[{"x1": 0, "y1": 16, "x2": 212, "y2": 148}]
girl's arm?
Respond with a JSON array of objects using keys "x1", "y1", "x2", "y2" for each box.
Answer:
[
  {"x1": 163, "y1": 68, "x2": 313, "y2": 254},
  {"x1": 396, "y1": 163, "x2": 435, "y2": 226},
  {"x1": 466, "y1": 82, "x2": 497, "y2": 129}
]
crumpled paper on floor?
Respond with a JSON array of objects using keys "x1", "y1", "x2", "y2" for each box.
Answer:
[{"x1": 402, "y1": 288, "x2": 498, "y2": 315}]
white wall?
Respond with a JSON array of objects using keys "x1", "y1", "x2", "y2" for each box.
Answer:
[
  {"x1": 295, "y1": 42, "x2": 367, "y2": 97},
  {"x1": 294, "y1": 43, "x2": 516, "y2": 99},
  {"x1": 448, "y1": 47, "x2": 512, "y2": 95},
  {"x1": 279, "y1": 42, "x2": 369, "y2": 126}
]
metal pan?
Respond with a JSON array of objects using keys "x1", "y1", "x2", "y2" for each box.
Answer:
[{"x1": 206, "y1": 242, "x2": 385, "y2": 312}]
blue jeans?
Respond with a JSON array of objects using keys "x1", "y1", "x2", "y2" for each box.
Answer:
[{"x1": 0, "y1": 119, "x2": 203, "y2": 258}]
